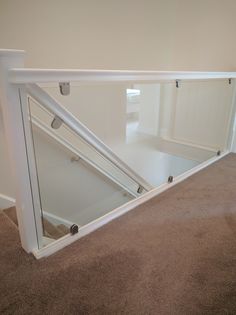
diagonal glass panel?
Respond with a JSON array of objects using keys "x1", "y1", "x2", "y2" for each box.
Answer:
[
  {"x1": 29, "y1": 97, "x2": 149, "y2": 196},
  {"x1": 27, "y1": 97, "x2": 135, "y2": 247}
]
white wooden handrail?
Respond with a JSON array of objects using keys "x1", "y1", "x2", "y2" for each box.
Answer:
[{"x1": 9, "y1": 69, "x2": 236, "y2": 84}]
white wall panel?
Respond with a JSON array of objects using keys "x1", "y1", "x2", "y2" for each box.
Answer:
[{"x1": 172, "y1": 80, "x2": 234, "y2": 149}]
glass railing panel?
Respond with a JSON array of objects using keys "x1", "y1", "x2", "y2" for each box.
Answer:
[
  {"x1": 171, "y1": 80, "x2": 234, "y2": 150},
  {"x1": 41, "y1": 79, "x2": 235, "y2": 187},
  {"x1": 27, "y1": 97, "x2": 135, "y2": 247},
  {"x1": 26, "y1": 78, "x2": 235, "y2": 248},
  {"x1": 29, "y1": 97, "x2": 148, "y2": 195}
]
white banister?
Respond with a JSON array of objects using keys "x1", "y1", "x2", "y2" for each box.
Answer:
[
  {"x1": 9, "y1": 69, "x2": 236, "y2": 84},
  {"x1": 0, "y1": 50, "x2": 42, "y2": 252}
]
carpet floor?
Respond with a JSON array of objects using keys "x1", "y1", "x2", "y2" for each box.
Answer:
[{"x1": 1, "y1": 153, "x2": 236, "y2": 314}]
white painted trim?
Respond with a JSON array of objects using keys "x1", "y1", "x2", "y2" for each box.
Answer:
[
  {"x1": 0, "y1": 52, "x2": 40, "y2": 253},
  {"x1": 33, "y1": 151, "x2": 228, "y2": 259},
  {"x1": 19, "y1": 88, "x2": 44, "y2": 248},
  {"x1": 0, "y1": 193, "x2": 15, "y2": 210},
  {"x1": 227, "y1": 83, "x2": 236, "y2": 152},
  {"x1": 9, "y1": 69, "x2": 236, "y2": 84}
]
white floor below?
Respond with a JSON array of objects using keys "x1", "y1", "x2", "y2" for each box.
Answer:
[{"x1": 112, "y1": 121, "x2": 201, "y2": 187}]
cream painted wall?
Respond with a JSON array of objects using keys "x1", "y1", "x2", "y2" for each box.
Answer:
[{"x1": 0, "y1": 0, "x2": 236, "y2": 71}]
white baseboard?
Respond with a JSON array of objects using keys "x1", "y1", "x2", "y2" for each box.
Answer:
[{"x1": 0, "y1": 193, "x2": 15, "y2": 210}]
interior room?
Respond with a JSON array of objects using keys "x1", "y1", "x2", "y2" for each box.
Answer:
[{"x1": 1, "y1": 0, "x2": 236, "y2": 314}]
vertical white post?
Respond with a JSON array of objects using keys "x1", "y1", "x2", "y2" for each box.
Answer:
[{"x1": 0, "y1": 50, "x2": 40, "y2": 252}]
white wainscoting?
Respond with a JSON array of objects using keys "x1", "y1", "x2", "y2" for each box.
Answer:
[{"x1": 172, "y1": 80, "x2": 234, "y2": 150}]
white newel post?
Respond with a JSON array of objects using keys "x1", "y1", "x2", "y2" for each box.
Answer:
[{"x1": 0, "y1": 50, "x2": 40, "y2": 253}]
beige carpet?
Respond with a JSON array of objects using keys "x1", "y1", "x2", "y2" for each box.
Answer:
[{"x1": 1, "y1": 153, "x2": 236, "y2": 314}]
